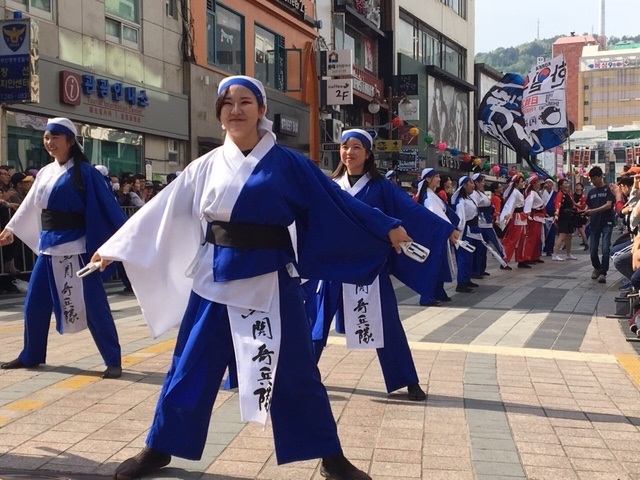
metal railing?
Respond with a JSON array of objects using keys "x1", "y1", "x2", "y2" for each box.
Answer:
[{"x1": 0, "y1": 205, "x2": 142, "y2": 277}]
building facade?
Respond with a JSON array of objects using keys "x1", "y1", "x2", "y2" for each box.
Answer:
[
  {"x1": 0, "y1": 0, "x2": 189, "y2": 182},
  {"x1": 188, "y1": 0, "x2": 319, "y2": 162}
]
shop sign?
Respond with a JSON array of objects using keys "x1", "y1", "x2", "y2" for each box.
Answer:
[
  {"x1": 374, "y1": 139, "x2": 402, "y2": 153},
  {"x1": 322, "y1": 78, "x2": 353, "y2": 105},
  {"x1": 274, "y1": 114, "x2": 299, "y2": 137},
  {"x1": 320, "y1": 50, "x2": 355, "y2": 78},
  {"x1": 0, "y1": 19, "x2": 37, "y2": 103},
  {"x1": 273, "y1": 0, "x2": 305, "y2": 14},
  {"x1": 397, "y1": 149, "x2": 418, "y2": 172},
  {"x1": 59, "y1": 70, "x2": 148, "y2": 124},
  {"x1": 439, "y1": 154, "x2": 460, "y2": 169},
  {"x1": 321, "y1": 143, "x2": 340, "y2": 151}
]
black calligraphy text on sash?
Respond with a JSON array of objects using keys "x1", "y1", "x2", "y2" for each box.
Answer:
[
  {"x1": 353, "y1": 285, "x2": 374, "y2": 345},
  {"x1": 247, "y1": 309, "x2": 275, "y2": 412},
  {"x1": 60, "y1": 255, "x2": 79, "y2": 325}
]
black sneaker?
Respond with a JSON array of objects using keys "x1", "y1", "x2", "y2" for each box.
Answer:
[
  {"x1": 517, "y1": 262, "x2": 531, "y2": 269},
  {"x1": 455, "y1": 285, "x2": 475, "y2": 293},
  {"x1": 465, "y1": 281, "x2": 479, "y2": 288},
  {"x1": 407, "y1": 383, "x2": 426, "y2": 401}
]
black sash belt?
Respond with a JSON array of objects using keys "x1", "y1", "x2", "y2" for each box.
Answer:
[
  {"x1": 514, "y1": 207, "x2": 524, "y2": 213},
  {"x1": 466, "y1": 216, "x2": 479, "y2": 227},
  {"x1": 205, "y1": 221, "x2": 292, "y2": 250},
  {"x1": 41, "y1": 209, "x2": 85, "y2": 230}
]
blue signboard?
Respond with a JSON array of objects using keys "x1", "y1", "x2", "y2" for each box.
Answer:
[{"x1": 0, "y1": 19, "x2": 33, "y2": 103}]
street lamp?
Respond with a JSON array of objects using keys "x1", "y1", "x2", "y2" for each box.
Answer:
[{"x1": 367, "y1": 87, "x2": 410, "y2": 139}]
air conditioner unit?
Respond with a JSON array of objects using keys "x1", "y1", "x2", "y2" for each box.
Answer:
[{"x1": 326, "y1": 119, "x2": 343, "y2": 143}]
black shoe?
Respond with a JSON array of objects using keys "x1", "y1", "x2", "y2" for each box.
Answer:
[
  {"x1": 534, "y1": 259, "x2": 545, "y2": 264},
  {"x1": 500, "y1": 265, "x2": 512, "y2": 270},
  {"x1": 419, "y1": 300, "x2": 442, "y2": 307},
  {"x1": 465, "y1": 281, "x2": 479, "y2": 288},
  {"x1": 115, "y1": 446, "x2": 171, "y2": 480},
  {"x1": 517, "y1": 262, "x2": 531, "y2": 269},
  {"x1": 438, "y1": 296, "x2": 453, "y2": 302},
  {"x1": 470, "y1": 274, "x2": 484, "y2": 280},
  {"x1": 321, "y1": 454, "x2": 372, "y2": 480},
  {"x1": 120, "y1": 286, "x2": 134, "y2": 295},
  {"x1": 545, "y1": 252, "x2": 552, "y2": 257},
  {"x1": 407, "y1": 383, "x2": 426, "y2": 401},
  {"x1": 482, "y1": 271, "x2": 490, "y2": 276},
  {"x1": 1, "y1": 358, "x2": 28, "y2": 369},
  {"x1": 455, "y1": 285, "x2": 475, "y2": 293},
  {"x1": 102, "y1": 365, "x2": 122, "y2": 379}
]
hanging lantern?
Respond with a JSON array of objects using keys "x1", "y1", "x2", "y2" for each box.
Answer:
[
  {"x1": 391, "y1": 116, "x2": 403, "y2": 127},
  {"x1": 461, "y1": 153, "x2": 471, "y2": 163},
  {"x1": 409, "y1": 126, "x2": 419, "y2": 136},
  {"x1": 424, "y1": 134, "x2": 434, "y2": 144},
  {"x1": 450, "y1": 148, "x2": 459, "y2": 156}
]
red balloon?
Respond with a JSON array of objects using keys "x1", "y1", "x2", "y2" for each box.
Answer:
[
  {"x1": 436, "y1": 142, "x2": 447, "y2": 151},
  {"x1": 508, "y1": 169, "x2": 516, "y2": 176},
  {"x1": 461, "y1": 153, "x2": 471, "y2": 162},
  {"x1": 391, "y1": 116, "x2": 403, "y2": 127},
  {"x1": 491, "y1": 165, "x2": 500, "y2": 174}
]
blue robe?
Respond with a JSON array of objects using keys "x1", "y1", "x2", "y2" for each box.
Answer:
[
  {"x1": 98, "y1": 139, "x2": 402, "y2": 464},
  {"x1": 307, "y1": 178, "x2": 454, "y2": 392},
  {"x1": 7, "y1": 160, "x2": 126, "y2": 366}
]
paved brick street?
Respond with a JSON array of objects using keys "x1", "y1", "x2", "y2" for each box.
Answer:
[{"x1": 2, "y1": 245, "x2": 640, "y2": 479}]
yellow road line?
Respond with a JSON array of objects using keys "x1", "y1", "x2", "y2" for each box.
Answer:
[
  {"x1": 616, "y1": 354, "x2": 640, "y2": 386},
  {"x1": 54, "y1": 375, "x2": 101, "y2": 389},
  {"x1": 4, "y1": 399, "x2": 45, "y2": 411}
]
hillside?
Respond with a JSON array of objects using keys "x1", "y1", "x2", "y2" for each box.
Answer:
[{"x1": 475, "y1": 34, "x2": 640, "y2": 77}]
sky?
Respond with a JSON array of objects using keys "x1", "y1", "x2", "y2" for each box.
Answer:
[{"x1": 474, "y1": 0, "x2": 639, "y2": 53}]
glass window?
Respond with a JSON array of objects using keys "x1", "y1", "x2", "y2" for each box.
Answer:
[
  {"x1": 105, "y1": 0, "x2": 140, "y2": 49},
  {"x1": 207, "y1": 3, "x2": 244, "y2": 75},
  {"x1": 255, "y1": 25, "x2": 276, "y2": 88},
  {"x1": 7, "y1": 0, "x2": 52, "y2": 20},
  {"x1": 166, "y1": 0, "x2": 176, "y2": 18},
  {"x1": 345, "y1": 26, "x2": 364, "y2": 69},
  {"x1": 5, "y1": 111, "x2": 143, "y2": 174},
  {"x1": 397, "y1": 19, "x2": 414, "y2": 59}
]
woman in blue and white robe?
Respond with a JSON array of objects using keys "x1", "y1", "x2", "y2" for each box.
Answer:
[
  {"x1": 0, "y1": 117, "x2": 126, "y2": 378},
  {"x1": 94, "y1": 77, "x2": 411, "y2": 480},
  {"x1": 453, "y1": 176, "x2": 481, "y2": 292},
  {"x1": 307, "y1": 130, "x2": 456, "y2": 402}
]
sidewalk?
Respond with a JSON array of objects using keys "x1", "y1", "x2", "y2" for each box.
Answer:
[{"x1": 1, "y1": 245, "x2": 640, "y2": 479}]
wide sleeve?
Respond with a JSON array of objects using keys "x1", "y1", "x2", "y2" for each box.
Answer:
[
  {"x1": 5, "y1": 180, "x2": 40, "y2": 254},
  {"x1": 284, "y1": 154, "x2": 400, "y2": 285},
  {"x1": 385, "y1": 183, "x2": 455, "y2": 294},
  {"x1": 524, "y1": 193, "x2": 534, "y2": 214},
  {"x1": 500, "y1": 193, "x2": 517, "y2": 225},
  {"x1": 97, "y1": 165, "x2": 201, "y2": 337}
]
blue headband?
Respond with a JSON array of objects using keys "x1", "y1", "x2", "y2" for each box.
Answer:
[
  {"x1": 459, "y1": 176, "x2": 471, "y2": 186},
  {"x1": 45, "y1": 124, "x2": 76, "y2": 138},
  {"x1": 218, "y1": 76, "x2": 265, "y2": 107},
  {"x1": 340, "y1": 129, "x2": 372, "y2": 150}
]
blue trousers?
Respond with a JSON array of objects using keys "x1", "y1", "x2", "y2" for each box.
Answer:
[
  {"x1": 543, "y1": 222, "x2": 556, "y2": 254},
  {"x1": 589, "y1": 224, "x2": 613, "y2": 276},
  {"x1": 456, "y1": 231, "x2": 474, "y2": 284},
  {"x1": 19, "y1": 253, "x2": 121, "y2": 367},
  {"x1": 309, "y1": 271, "x2": 419, "y2": 393},
  {"x1": 147, "y1": 271, "x2": 342, "y2": 464}
]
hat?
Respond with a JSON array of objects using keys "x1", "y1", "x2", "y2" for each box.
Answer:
[
  {"x1": 27, "y1": 168, "x2": 38, "y2": 178},
  {"x1": 471, "y1": 173, "x2": 484, "y2": 182},
  {"x1": 94, "y1": 165, "x2": 109, "y2": 176},
  {"x1": 421, "y1": 168, "x2": 437, "y2": 179},
  {"x1": 544, "y1": 178, "x2": 554, "y2": 184},
  {"x1": 45, "y1": 117, "x2": 77, "y2": 138},
  {"x1": 218, "y1": 75, "x2": 266, "y2": 107},
  {"x1": 145, "y1": 181, "x2": 154, "y2": 188},
  {"x1": 451, "y1": 175, "x2": 471, "y2": 204},
  {"x1": 340, "y1": 129, "x2": 373, "y2": 150},
  {"x1": 11, "y1": 172, "x2": 33, "y2": 185},
  {"x1": 385, "y1": 170, "x2": 397, "y2": 179},
  {"x1": 627, "y1": 166, "x2": 640, "y2": 175}
]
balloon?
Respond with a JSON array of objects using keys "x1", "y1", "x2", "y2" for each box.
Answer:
[
  {"x1": 450, "y1": 148, "x2": 459, "y2": 156},
  {"x1": 472, "y1": 158, "x2": 482, "y2": 167},
  {"x1": 424, "y1": 134, "x2": 434, "y2": 144},
  {"x1": 508, "y1": 169, "x2": 516, "y2": 176},
  {"x1": 492, "y1": 165, "x2": 500, "y2": 174},
  {"x1": 499, "y1": 167, "x2": 508, "y2": 176},
  {"x1": 557, "y1": 173, "x2": 563, "y2": 179},
  {"x1": 436, "y1": 142, "x2": 447, "y2": 151},
  {"x1": 483, "y1": 161, "x2": 491, "y2": 170},
  {"x1": 522, "y1": 172, "x2": 529, "y2": 179},
  {"x1": 461, "y1": 153, "x2": 471, "y2": 162},
  {"x1": 391, "y1": 116, "x2": 403, "y2": 127},
  {"x1": 409, "y1": 127, "x2": 419, "y2": 136}
]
